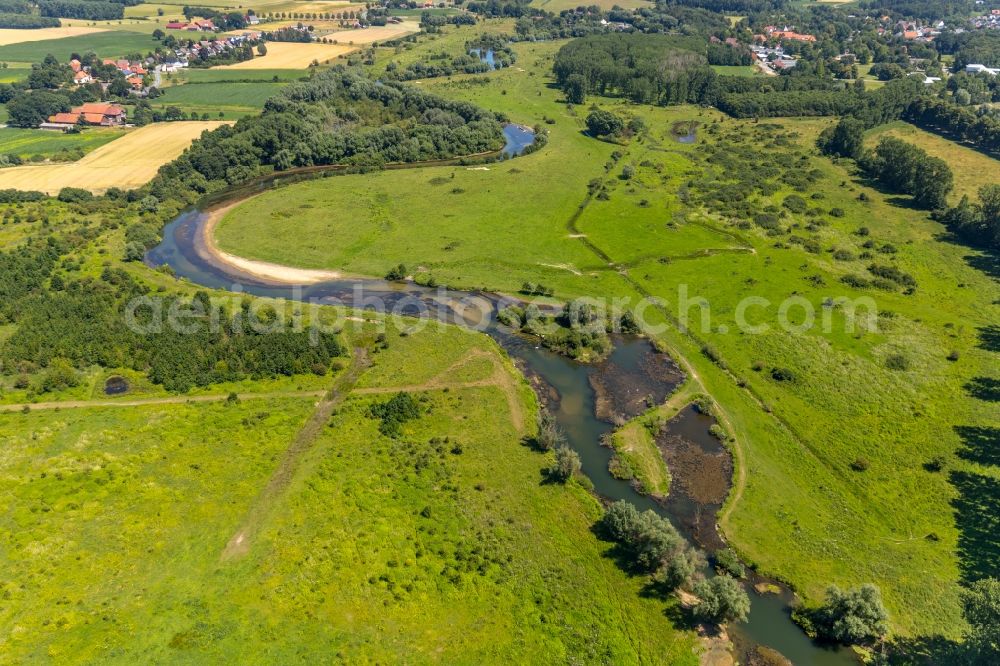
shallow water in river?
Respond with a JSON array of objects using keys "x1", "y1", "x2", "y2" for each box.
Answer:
[{"x1": 146, "y1": 135, "x2": 858, "y2": 665}]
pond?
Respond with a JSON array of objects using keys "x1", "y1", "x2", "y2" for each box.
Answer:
[
  {"x1": 469, "y1": 47, "x2": 496, "y2": 69},
  {"x1": 672, "y1": 120, "x2": 699, "y2": 144},
  {"x1": 146, "y1": 167, "x2": 858, "y2": 666},
  {"x1": 104, "y1": 375, "x2": 129, "y2": 395},
  {"x1": 501, "y1": 123, "x2": 535, "y2": 157}
]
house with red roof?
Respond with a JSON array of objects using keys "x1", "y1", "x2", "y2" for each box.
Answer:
[{"x1": 44, "y1": 102, "x2": 127, "y2": 129}]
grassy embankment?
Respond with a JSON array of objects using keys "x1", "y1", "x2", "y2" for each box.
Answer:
[{"x1": 213, "y1": 38, "x2": 1000, "y2": 638}]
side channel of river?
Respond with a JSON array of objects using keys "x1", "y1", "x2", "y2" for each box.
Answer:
[{"x1": 145, "y1": 129, "x2": 857, "y2": 665}]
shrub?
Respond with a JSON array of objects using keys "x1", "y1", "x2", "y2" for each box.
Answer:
[
  {"x1": 57, "y1": 187, "x2": 93, "y2": 203},
  {"x1": 813, "y1": 584, "x2": 889, "y2": 644},
  {"x1": 770, "y1": 367, "x2": 796, "y2": 382},
  {"x1": 715, "y1": 548, "x2": 746, "y2": 578},
  {"x1": 693, "y1": 575, "x2": 751, "y2": 624},
  {"x1": 868, "y1": 264, "x2": 916, "y2": 288},
  {"x1": 535, "y1": 410, "x2": 565, "y2": 451},
  {"x1": 924, "y1": 456, "x2": 946, "y2": 472},
  {"x1": 586, "y1": 109, "x2": 624, "y2": 137},
  {"x1": 548, "y1": 446, "x2": 581, "y2": 483},
  {"x1": 368, "y1": 392, "x2": 421, "y2": 437},
  {"x1": 384, "y1": 263, "x2": 407, "y2": 281},
  {"x1": 885, "y1": 354, "x2": 910, "y2": 371},
  {"x1": 782, "y1": 194, "x2": 807, "y2": 213},
  {"x1": 850, "y1": 457, "x2": 871, "y2": 472},
  {"x1": 599, "y1": 500, "x2": 641, "y2": 542}
]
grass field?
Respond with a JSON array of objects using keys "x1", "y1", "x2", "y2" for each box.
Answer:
[
  {"x1": 0, "y1": 127, "x2": 125, "y2": 160},
  {"x1": 214, "y1": 39, "x2": 1000, "y2": 639},
  {"x1": 0, "y1": 29, "x2": 159, "y2": 62},
  {"x1": 0, "y1": 317, "x2": 697, "y2": 663},
  {"x1": 867, "y1": 120, "x2": 1000, "y2": 202},
  {"x1": 711, "y1": 65, "x2": 759, "y2": 76},
  {"x1": 155, "y1": 82, "x2": 288, "y2": 118},
  {"x1": 530, "y1": 0, "x2": 650, "y2": 9},
  {"x1": 0, "y1": 66, "x2": 29, "y2": 83},
  {"x1": 216, "y1": 42, "x2": 355, "y2": 69},
  {"x1": 165, "y1": 68, "x2": 308, "y2": 84},
  {"x1": 0, "y1": 121, "x2": 228, "y2": 194}
]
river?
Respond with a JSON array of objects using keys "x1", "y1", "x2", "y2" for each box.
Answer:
[{"x1": 145, "y1": 130, "x2": 858, "y2": 666}]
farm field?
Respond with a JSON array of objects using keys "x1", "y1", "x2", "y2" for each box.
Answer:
[
  {"x1": 154, "y1": 82, "x2": 288, "y2": 118},
  {"x1": 531, "y1": 0, "x2": 650, "y2": 9},
  {"x1": 0, "y1": 29, "x2": 160, "y2": 62},
  {"x1": 299, "y1": 20, "x2": 420, "y2": 42},
  {"x1": 0, "y1": 66, "x2": 29, "y2": 83},
  {"x1": 0, "y1": 121, "x2": 227, "y2": 194},
  {"x1": 867, "y1": 120, "x2": 1000, "y2": 202},
  {"x1": 165, "y1": 68, "x2": 308, "y2": 84},
  {"x1": 214, "y1": 39, "x2": 1000, "y2": 638},
  {"x1": 216, "y1": 41, "x2": 355, "y2": 69},
  {"x1": 0, "y1": 26, "x2": 108, "y2": 46},
  {"x1": 0, "y1": 318, "x2": 697, "y2": 663},
  {"x1": 0, "y1": 127, "x2": 125, "y2": 160}
]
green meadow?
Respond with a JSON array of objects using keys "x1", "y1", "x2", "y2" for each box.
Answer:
[
  {"x1": 0, "y1": 66, "x2": 29, "y2": 83},
  {"x1": 167, "y1": 68, "x2": 308, "y2": 84},
  {"x1": 0, "y1": 30, "x2": 161, "y2": 62},
  {"x1": 154, "y1": 82, "x2": 288, "y2": 118},
  {"x1": 867, "y1": 120, "x2": 1000, "y2": 202},
  {"x1": 0, "y1": 127, "x2": 125, "y2": 160},
  {"x1": 0, "y1": 318, "x2": 697, "y2": 663},
  {"x1": 213, "y1": 39, "x2": 1000, "y2": 637}
]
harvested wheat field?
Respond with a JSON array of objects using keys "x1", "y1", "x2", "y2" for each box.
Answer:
[
  {"x1": 217, "y1": 41, "x2": 355, "y2": 69},
  {"x1": 243, "y1": 19, "x2": 419, "y2": 39},
  {"x1": 264, "y1": 0, "x2": 353, "y2": 12},
  {"x1": 0, "y1": 121, "x2": 228, "y2": 194},
  {"x1": 0, "y1": 26, "x2": 107, "y2": 45},
  {"x1": 316, "y1": 21, "x2": 420, "y2": 42}
]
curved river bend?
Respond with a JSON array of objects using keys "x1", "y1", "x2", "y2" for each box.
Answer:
[{"x1": 146, "y1": 129, "x2": 856, "y2": 666}]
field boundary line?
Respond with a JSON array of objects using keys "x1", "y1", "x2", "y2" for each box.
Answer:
[
  {"x1": 0, "y1": 390, "x2": 324, "y2": 413},
  {"x1": 221, "y1": 348, "x2": 371, "y2": 561}
]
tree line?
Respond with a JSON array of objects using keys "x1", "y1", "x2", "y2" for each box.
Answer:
[
  {"x1": 38, "y1": 0, "x2": 124, "y2": 20},
  {"x1": 0, "y1": 13, "x2": 59, "y2": 27},
  {"x1": 904, "y1": 97, "x2": 1000, "y2": 158},
  {"x1": 859, "y1": 135, "x2": 954, "y2": 210},
  {"x1": 554, "y1": 33, "x2": 718, "y2": 106},
  {"x1": 818, "y1": 108, "x2": 998, "y2": 251},
  {"x1": 1, "y1": 256, "x2": 345, "y2": 393},
  {"x1": 146, "y1": 68, "x2": 505, "y2": 211}
]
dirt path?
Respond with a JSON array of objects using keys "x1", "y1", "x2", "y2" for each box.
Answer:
[
  {"x1": 354, "y1": 348, "x2": 526, "y2": 434},
  {"x1": 221, "y1": 348, "x2": 370, "y2": 560},
  {"x1": 0, "y1": 390, "x2": 325, "y2": 413}
]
